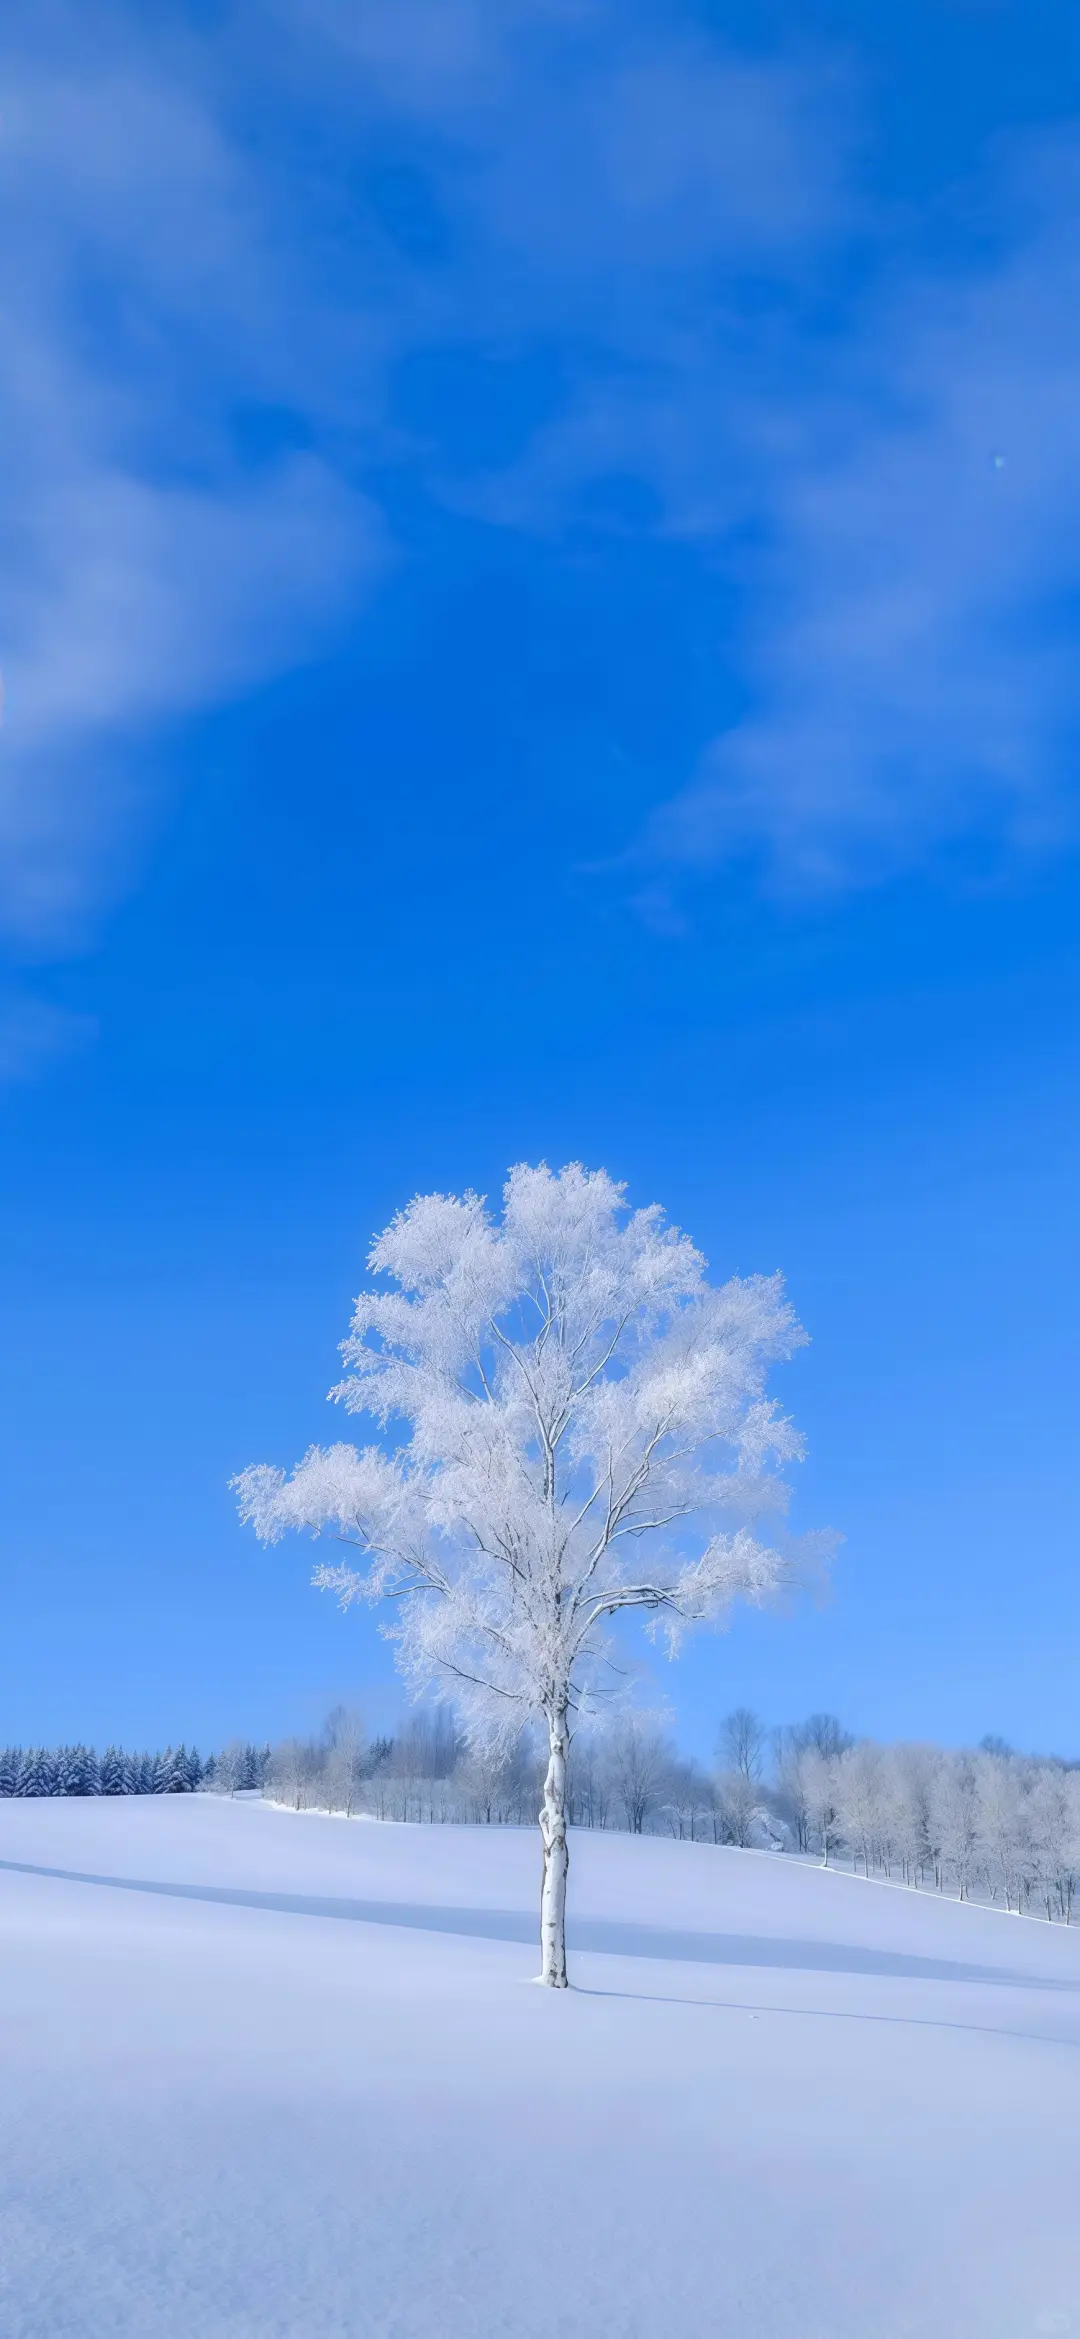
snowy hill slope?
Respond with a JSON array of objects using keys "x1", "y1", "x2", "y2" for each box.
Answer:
[{"x1": 0, "y1": 1797, "x2": 1076, "y2": 2339}]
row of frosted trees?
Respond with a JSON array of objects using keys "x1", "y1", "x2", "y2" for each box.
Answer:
[
  {"x1": 776, "y1": 1734, "x2": 1080, "y2": 1921},
  {"x1": 262, "y1": 1706, "x2": 1080, "y2": 1922},
  {"x1": 264, "y1": 1706, "x2": 804, "y2": 1833},
  {"x1": 0, "y1": 1742, "x2": 271, "y2": 1797},
  {"x1": 262, "y1": 1709, "x2": 833, "y2": 1839}
]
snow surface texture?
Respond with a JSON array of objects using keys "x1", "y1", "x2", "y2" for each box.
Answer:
[{"x1": 0, "y1": 1798, "x2": 1076, "y2": 2338}]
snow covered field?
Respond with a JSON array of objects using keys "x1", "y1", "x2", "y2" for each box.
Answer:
[{"x1": 0, "y1": 1797, "x2": 1076, "y2": 2338}]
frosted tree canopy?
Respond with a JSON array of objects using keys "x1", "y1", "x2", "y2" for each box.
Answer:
[{"x1": 235, "y1": 1162, "x2": 828, "y2": 1740}]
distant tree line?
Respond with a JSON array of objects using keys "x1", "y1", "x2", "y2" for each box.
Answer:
[
  {"x1": 0, "y1": 1741, "x2": 271, "y2": 1797},
  {"x1": 262, "y1": 1703, "x2": 1080, "y2": 1924},
  {"x1": 262, "y1": 1707, "x2": 841, "y2": 1838},
  {"x1": 12, "y1": 1706, "x2": 1078, "y2": 1926},
  {"x1": 771, "y1": 1720, "x2": 1080, "y2": 1922},
  {"x1": 266, "y1": 1707, "x2": 533, "y2": 1825}
]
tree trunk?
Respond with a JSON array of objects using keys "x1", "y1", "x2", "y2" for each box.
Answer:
[{"x1": 539, "y1": 1706, "x2": 570, "y2": 1987}]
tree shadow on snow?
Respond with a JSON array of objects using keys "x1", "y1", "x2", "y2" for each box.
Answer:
[
  {"x1": 571, "y1": 1981, "x2": 1080, "y2": 2053},
  {"x1": 0, "y1": 1856, "x2": 1074, "y2": 1996}
]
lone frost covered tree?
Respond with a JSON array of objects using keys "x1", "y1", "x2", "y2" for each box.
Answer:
[{"x1": 235, "y1": 1164, "x2": 827, "y2": 1986}]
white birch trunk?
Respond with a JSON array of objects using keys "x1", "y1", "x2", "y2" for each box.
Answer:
[{"x1": 539, "y1": 1704, "x2": 569, "y2": 1987}]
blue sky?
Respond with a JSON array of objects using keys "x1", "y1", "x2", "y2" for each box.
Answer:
[{"x1": 2, "y1": 0, "x2": 1079, "y2": 1760}]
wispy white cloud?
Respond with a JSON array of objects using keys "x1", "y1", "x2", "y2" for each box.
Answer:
[
  {"x1": 399, "y1": 67, "x2": 1080, "y2": 898},
  {"x1": 303, "y1": 3, "x2": 1080, "y2": 901},
  {"x1": 0, "y1": 10, "x2": 387, "y2": 950},
  {"x1": 298, "y1": 0, "x2": 851, "y2": 306},
  {"x1": 646, "y1": 141, "x2": 1080, "y2": 893},
  {"x1": 6, "y1": 0, "x2": 1074, "y2": 975},
  {"x1": 2, "y1": 0, "x2": 845, "y2": 956},
  {"x1": 0, "y1": 456, "x2": 377, "y2": 939}
]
